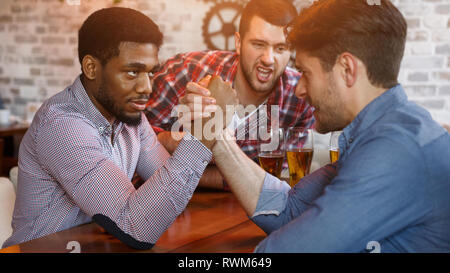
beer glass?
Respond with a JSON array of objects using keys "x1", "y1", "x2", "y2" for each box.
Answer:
[
  {"x1": 329, "y1": 131, "x2": 342, "y2": 163},
  {"x1": 285, "y1": 128, "x2": 314, "y2": 187},
  {"x1": 258, "y1": 127, "x2": 285, "y2": 179}
]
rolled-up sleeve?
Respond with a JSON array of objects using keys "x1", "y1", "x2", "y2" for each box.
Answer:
[
  {"x1": 251, "y1": 164, "x2": 337, "y2": 235},
  {"x1": 252, "y1": 174, "x2": 291, "y2": 218}
]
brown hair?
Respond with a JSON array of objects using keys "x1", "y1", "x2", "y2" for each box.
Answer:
[
  {"x1": 287, "y1": 0, "x2": 407, "y2": 89},
  {"x1": 239, "y1": 0, "x2": 298, "y2": 38}
]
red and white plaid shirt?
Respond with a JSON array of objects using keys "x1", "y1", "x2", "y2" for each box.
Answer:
[{"x1": 146, "y1": 50, "x2": 315, "y2": 160}]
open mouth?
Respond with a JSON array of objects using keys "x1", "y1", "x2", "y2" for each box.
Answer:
[{"x1": 256, "y1": 66, "x2": 273, "y2": 83}]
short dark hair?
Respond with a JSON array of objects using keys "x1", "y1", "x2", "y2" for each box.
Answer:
[
  {"x1": 287, "y1": 0, "x2": 407, "y2": 89},
  {"x1": 239, "y1": 0, "x2": 298, "y2": 38},
  {"x1": 78, "y1": 7, "x2": 163, "y2": 66}
]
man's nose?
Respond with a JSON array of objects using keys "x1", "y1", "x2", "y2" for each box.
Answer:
[
  {"x1": 260, "y1": 48, "x2": 275, "y2": 66},
  {"x1": 136, "y1": 73, "x2": 152, "y2": 95},
  {"x1": 294, "y1": 78, "x2": 307, "y2": 99}
]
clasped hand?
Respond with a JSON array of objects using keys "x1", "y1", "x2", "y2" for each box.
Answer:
[{"x1": 176, "y1": 75, "x2": 238, "y2": 150}]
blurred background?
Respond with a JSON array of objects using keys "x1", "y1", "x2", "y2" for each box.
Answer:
[{"x1": 0, "y1": 0, "x2": 448, "y2": 135}]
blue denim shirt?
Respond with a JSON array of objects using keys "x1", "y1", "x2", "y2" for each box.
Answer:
[{"x1": 252, "y1": 85, "x2": 450, "y2": 253}]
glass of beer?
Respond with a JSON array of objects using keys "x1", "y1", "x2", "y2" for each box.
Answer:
[
  {"x1": 329, "y1": 131, "x2": 342, "y2": 163},
  {"x1": 258, "y1": 127, "x2": 285, "y2": 179},
  {"x1": 285, "y1": 127, "x2": 314, "y2": 187}
]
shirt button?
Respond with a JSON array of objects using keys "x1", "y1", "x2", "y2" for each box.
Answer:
[
  {"x1": 202, "y1": 160, "x2": 208, "y2": 165},
  {"x1": 349, "y1": 138, "x2": 354, "y2": 143}
]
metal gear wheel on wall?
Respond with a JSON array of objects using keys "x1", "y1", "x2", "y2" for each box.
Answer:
[
  {"x1": 202, "y1": 1, "x2": 244, "y2": 51},
  {"x1": 200, "y1": 0, "x2": 296, "y2": 51}
]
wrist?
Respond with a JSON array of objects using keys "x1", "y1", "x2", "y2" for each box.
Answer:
[
  {"x1": 211, "y1": 128, "x2": 234, "y2": 158},
  {"x1": 198, "y1": 165, "x2": 225, "y2": 189},
  {"x1": 157, "y1": 131, "x2": 184, "y2": 154}
]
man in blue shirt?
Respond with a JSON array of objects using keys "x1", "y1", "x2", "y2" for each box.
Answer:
[{"x1": 183, "y1": 0, "x2": 450, "y2": 252}]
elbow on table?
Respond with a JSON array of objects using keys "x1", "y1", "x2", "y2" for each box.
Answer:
[{"x1": 92, "y1": 214, "x2": 155, "y2": 250}]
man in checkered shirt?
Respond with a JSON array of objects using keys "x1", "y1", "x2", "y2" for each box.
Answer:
[
  {"x1": 145, "y1": 0, "x2": 315, "y2": 190},
  {"x1": 2, "y1": 8, "x2": 212, "y2": 250}
]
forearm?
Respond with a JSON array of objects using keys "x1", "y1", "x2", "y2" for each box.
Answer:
[
  {"x1": 157, "y1": 131, "x2": 184, "y2": 155},
  {"x1": 86, "y1": 134, "x2": 211, "y2": 249},
  {"x1": 94, "y1": 163, "x2": 202, "y2": 250},
  {"x1": 212, "y1": 132, "x2": 266, "y2": 216},
  {"x1": 198, "y1": 165, "x2": 225, "y2": 190},
  {"x1": 119, "y1": 134, "x2": 211, "y2": 245},
  {"x1": 252, "y1": 163, "x2": 337, "y2": 235}
]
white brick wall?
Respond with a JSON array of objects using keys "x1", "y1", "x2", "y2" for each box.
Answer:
[
  {"x1": 390, "y1": 0, "x2": 450, "y2": 124},
  {"x1": 0, "y1": 0, "x2": 449, "y2": 126}
]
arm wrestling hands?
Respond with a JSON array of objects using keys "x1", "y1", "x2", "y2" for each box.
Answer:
[
  {"x1": 158, "y1": 76, "x2": 240, "y2": 189},
  {"x1": 177, "y1": 75, "x2": 266, "y2": 214},
  {"x1": 157, "y1": 75, "x2": 224, "y2": 153}
]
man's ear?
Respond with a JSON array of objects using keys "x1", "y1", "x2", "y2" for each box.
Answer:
[
  {"x1": 234, "y1": 32, "x2": 242, "y2": 56},
  {"x1": 336, "y1": 52, "x2": 358, "y2": 88},
  {"x1": 81, "y1": 55, "x2": 101, "y2": 80}
]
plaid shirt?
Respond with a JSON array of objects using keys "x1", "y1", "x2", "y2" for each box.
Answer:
[
  {"x1": 146, "y1": 50, "x2": 315, "y2": 160},
  {"x1": 3, "y1": 76, "x2": 212, "y2": 249}
]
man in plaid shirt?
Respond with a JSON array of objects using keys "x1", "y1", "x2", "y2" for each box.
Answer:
[{"x1": 146, "y1": 0, "x2": 315, "y2": 190}]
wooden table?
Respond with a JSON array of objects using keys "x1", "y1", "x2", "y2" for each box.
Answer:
[
  {"x1": 0, "y1": 123, "x2": 29, "y2": 138},
  {"x1": 0, "y1": 190, "x2": 267, "y2": 253},
  {"x1": 0, "y1": 123, "x2": 28, "y2": 176}
]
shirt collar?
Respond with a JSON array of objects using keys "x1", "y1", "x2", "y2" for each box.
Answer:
[
  {"x1": 70, "y1": 75, "x2": 115, "y2": 136},
  {"x1": 342, "y1": 84, "x2": 407, "y2": 145}
]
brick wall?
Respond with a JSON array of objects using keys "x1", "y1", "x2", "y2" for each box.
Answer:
[{"x1": 0, "y1": 0, "x2": 449, "y2": 125}]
